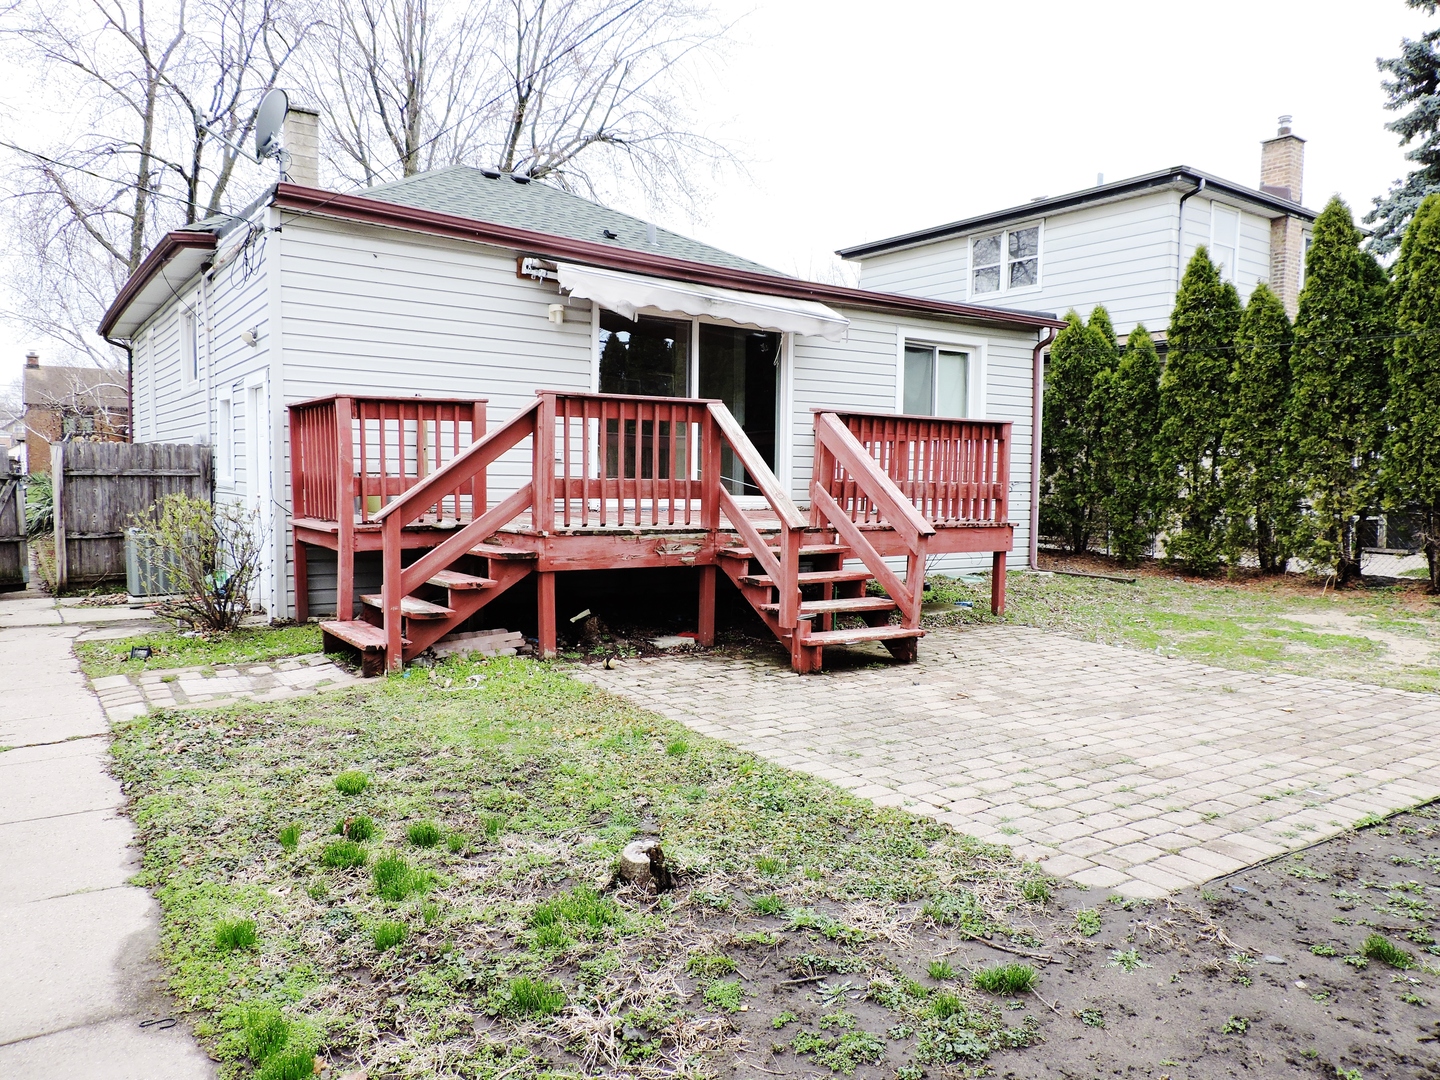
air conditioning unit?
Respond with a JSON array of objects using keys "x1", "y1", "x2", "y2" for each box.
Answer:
[{"x1": 125, "y1": 527, "x2": 180, "y2": 597}]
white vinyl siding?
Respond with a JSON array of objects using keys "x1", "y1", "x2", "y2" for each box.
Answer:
[{"x1": 857, "y1": 234, "x2": 971, "y2": 301}]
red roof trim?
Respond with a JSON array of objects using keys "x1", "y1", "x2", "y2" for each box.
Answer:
[
  {"x1": 272, "y1": 183, "x2": 1066, "y2": 332},
  {"x1": 98, "y1": 231, "x2": 218, "y2": 338}
]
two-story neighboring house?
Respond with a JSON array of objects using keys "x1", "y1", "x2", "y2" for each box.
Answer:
[{"x1": 839, "y1": 119, "x2": 1318, "y2": 344}]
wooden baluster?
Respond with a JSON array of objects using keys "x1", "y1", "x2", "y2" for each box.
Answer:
[
  {"x1": 561, "y1": 397, "x2": 572, "y2": 528},
  {"x1": 382, "y1": 513, "x2": 403, "y2": 670},
  {"x1": 533, "y1": 393, "x2": 555, "y2": 533},
  {"x1": 335, "y1": 398, "x2": 355, "y2": 619}
]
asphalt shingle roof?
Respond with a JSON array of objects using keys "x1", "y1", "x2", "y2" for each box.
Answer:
[{"x1": 357, "y1": 166, "x2": 779, "y2": 276}]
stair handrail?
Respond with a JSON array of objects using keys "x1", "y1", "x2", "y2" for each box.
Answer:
[
  {"x1": 811, "y1": 411, "x2": 935, "y2": 626},
  {"x1": 707, "y1": 401, "x2": 806, "y2": 628},
  {"x1": 378, "y1": 399, "x2": 541, "y2": 669}
]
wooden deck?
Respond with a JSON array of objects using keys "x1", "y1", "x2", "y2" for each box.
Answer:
[{"x1": 289, "y1": 390, "x2": 1014, "y2": 673}]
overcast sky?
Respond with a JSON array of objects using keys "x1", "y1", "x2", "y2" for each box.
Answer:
[{"x1": 1, "y1": 0, "x2": 1432, "y2": 392}]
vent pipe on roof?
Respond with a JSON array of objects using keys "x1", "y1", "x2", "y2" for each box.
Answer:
[{"x1": 646, "y1": 221, "x2": 657, "y2": 246}]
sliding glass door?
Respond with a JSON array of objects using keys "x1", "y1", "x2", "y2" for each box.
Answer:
[{"x1": 698, "y1": 324, "x2": 779, "y2": 494}]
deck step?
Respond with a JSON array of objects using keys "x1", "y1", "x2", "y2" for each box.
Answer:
[
  {"x1": 740, "y1": 569, "x2": 874, "y2": 588},
  {"x1": 798, "y1": 625, "x2": 925, "y2": 647},
  {"x1": 320, "y1": 620, "x2": 407, "y2": 651},
  {"x1": 470, "y1": 543, "x2": 540, "y2": 560},
  {"x1": 426, "y1": 570, "x2": 497, "y2": 590},
  {"x1": 359, "y1": 594, "x2": 455, "y2": 619},
  {"x1": 760, "y1": 597, "x2": 897, "y2": 617},
  {"x1": 718, "y1": 543, "x2": 848, "y2": 560}
]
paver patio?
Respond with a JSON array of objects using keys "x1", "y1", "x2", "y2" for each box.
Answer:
[{"x1": 580, "y1": 624, "x2": 1440, "y2": 898}]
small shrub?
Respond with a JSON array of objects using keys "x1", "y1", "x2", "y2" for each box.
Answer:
[
  {"x1": 373, "y1": 854, "x2": 430, "y2": 902},
  {"x1": 334, "y1": 814, "x2": 376, "y2": 841},
  {"x1": 256, "y1": 1046, "x2": 315, "y2": 1080},
  {"x1": 128, "y1": 493, "x2": 264, "y2": 631},
  {"x1": 1074, "y1": 908, "x2": 1102, "y2": 937},
  {"x1": 240, "y1": 1002, "x2": 289, "y2": 1062},
  {"x1": 1361, "y1": 933, "x2": 1414, "y2": 969},
  {"x1": 214, "y1": 918, "x2": 258, "y2": 953},
  {"x1": 972, "y1": 963, "x2": 1036, "y2": 995},
  {"x1": 407, "y1": 821, "x2": 442, "y2": 847},
  {"x1": 508, "y1": 976, "x2": 565, "y2": 1017},
  {"x1": 278, "y1": 824, "x2": 301, "y2": 851},
  {"x1": 372, "y1": 921, "x2": 407, "y2": 951},
  {"x1": 686, "y1": 953, "x2": 737, "y2": 978},
  {"x1": 703, "y1": 979, "x2": 743, "y2": 1012},
  {"x1": 749, "y1": 894, "x2": 785, "y2": 916},
  {"x1": 334, "y1": 771, "x2": 369, "y2": 796},
  {"x1": 24, "y1": 471, "x2": 54, "y2": 537},
  {"x1": 927, "y1": 959, "x2": 955, "y2": 981},
  {"x1": 320, "y1": 840, "x2": 367, "y2": 869}
]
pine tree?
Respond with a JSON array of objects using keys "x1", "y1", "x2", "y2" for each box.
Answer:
[
  {"x1": 1289, "y1": 198, "x2": 1391, "y2": 583},
  {"x1": 1223, "y1": 284, "x2": 1298, "y2": 572},
  {"x1": 1367, "y1": 1, "x2": 1440, "y2": 254},
  {"x1": 1040, "y1": 310, "x2": 1113, "y2": 551},
  {"x1": 1156, "y1": 247, "x2": 1241, "y2": 573},
  {"x1": 1096, "y1": 325, "x2": 1163, "y2": 565},
  {"x1": 1381, "y1": 192, "x2": 1440, "y2": 591}
]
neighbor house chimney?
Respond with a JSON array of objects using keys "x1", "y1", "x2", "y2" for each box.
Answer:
[
  {"x1": 283, "y1": 105, "x2": 321, "y2": 188},
  {"x1": 25, "y1": 351, "x2": 38, "y2": 369},
  {"x1": 1261, "y1": 116, "x2": 1308, "y2": 319}
]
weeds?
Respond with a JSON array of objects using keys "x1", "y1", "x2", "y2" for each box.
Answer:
[
  {"x1": 406, "y1": 821, "x2": 442, "y2": 847},
  {"x1": 278, "y1": 824, "x2": 301, "y2": 851},
  {"x1": 530, "y1": 886, "x2": 623, "y2": 939},
  {"x1": 240, "y1": 1002, "x2": 289, "y2": 1062},
  {"x1": 371, "y1": 921, "x2": 407, "y2": 951},
  {"x1": 922, "y1": 889, "x2": 992, "y2": 935},
  {"x1": 686, "y1": 954, "x2": 737, "y2": 978},
  {"x1": 749, "y1": 894, "x2": 785, "y2": 916},
  {"x1": 927, "y1": 959, "x2": 955, "y2": 981},
  {"x1": 1361, "y1": 934, "x2": 1414, "y2": 969},
  {"x1": 702, "y1": 979, "x2": 743, "y2": 1012},
  {"x1": 1108, "y1": 948, "x2": 1146, "y2": 972},
  {"x1": 1021, "y1": 876, "x2": 1052, "y2": 904},
  {"x1": 1074, "y1": 908, "x2": 1102, "y2": 937},
  {"x1": 972, "y1": 963, "x2": 1036, "y2": 995},
  {"x1": 320, "y1": 840, "x2": 367, "y2": 869},
  {"x1": 335, "y1": 814, "x2": 376, "y2": 841},
  {"x1": 334, "y1": 771, "x2": 369, "y2": 796},
  {"x1": 1221, "y1": 1015, "x2": 1250, "y2": 1034},
  {"x1": 256, "y1": 1048, "x2": 315, "y2": 1080},
  {"x1": 1077, "y1": 1008, "x2": 1105, "y2": 1028},
  {"x1": 507, "y1": 977, "x2": 565, "y2": 1017},
  {"x1": 214, "y1": 918, "x2": 258, "y2": 953},
  {"x1": 372, "y1": 854, "x2": 430, "y2": 902}
]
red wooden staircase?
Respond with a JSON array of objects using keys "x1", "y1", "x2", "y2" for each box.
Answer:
[{"x1": 302, "y1": 390, "x2": 1013, "y2": 675}]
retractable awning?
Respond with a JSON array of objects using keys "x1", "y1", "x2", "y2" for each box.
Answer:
[{"x1": 556, "y1": 262, "x2": 850, "y2": 342}]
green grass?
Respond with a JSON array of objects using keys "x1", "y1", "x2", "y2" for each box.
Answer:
[
  {"x1": 76, "y1": 625, "x2": 322, "y2": 679},
  {"x1": 240, "y1": 1002, "x2": 290, "y2": 1062},
  {"x1": 971, "y1": 962, "x2": 1036, "y2": 995},
  {"x1": 278, "y1": 824, "x2": 301, "y2": 851},
  {"x1": 334, "y1": 814, "x2": 376, "y2": 841},
  {"x1": 371, "y1": 920, "x2": 407, "y2": 951},
  {"x1": 927, "y1": 959, "x2": 955, "y2": 981},
  {"x1": 108, "y1": 653, "x2": 1036, "y2": 1074},
  {"x1": 333, "y1": 770, "x2": 369, "y2": 796},
  {"x1": 925, "y1": 568, "x2": 1440, "y2": 693},
  {"x1": 1020, "y1": 875, "x2": 1052, "y2": 903},
  {"x1": 213, "y1": 918, "x2": 258, "y2": 953},
  {"x1": 1361, "y1": 933, "x2": 1415, "y2": 969},
  {"x1": 256, "y1": 1048, "x2": 315, "y2": 1080},
  {"x1": 406, "y1": 820, "x2": 442, "y2": 847},
  {"x1": 685, "y1": 953, "x2": 737, "y2": 977},
  {"x1": 319, "y1": 840, "x2": 367, "y2": 869}
]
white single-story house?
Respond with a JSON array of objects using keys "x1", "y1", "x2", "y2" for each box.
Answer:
[{"x1": 99, "y1": 109, "x2": 1063, "y2": 672}]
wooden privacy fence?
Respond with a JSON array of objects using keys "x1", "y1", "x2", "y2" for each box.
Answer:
[
  {"x1": 0, "y1": 456, "x2": 24, "y2": 590},
  {"x1": 51, "y1": 441, "x2": 212, "y2": 589}
]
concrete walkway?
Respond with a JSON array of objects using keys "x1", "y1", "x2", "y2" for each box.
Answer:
[
  {"x1": 581, "y1": 624, "x2": 1440, "y2": 898},
  {"x1": 0, "y1": 595, "x2": 212, "y2": 1079}
]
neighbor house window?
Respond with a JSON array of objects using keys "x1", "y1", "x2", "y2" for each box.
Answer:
[
  {"x1": 180, "y1": 307, "x2": 199, "y2": 385},
  {"x1": 971, "y1": 224, "x2": 1041, "y2": 295},
  {"x1": 903, "y1": 344, "x2": 969, "y2": 417},
  {"x1": 1298, "y1": 233, "x2": 1313, "y2": 291},
  {"x1": 1210, "y1": 203, "x2": 1240, "y2": 282}
]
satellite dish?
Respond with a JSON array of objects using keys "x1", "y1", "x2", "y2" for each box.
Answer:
[{"x1": 255, "y1": 88, "x2": 288, "y2": 160}]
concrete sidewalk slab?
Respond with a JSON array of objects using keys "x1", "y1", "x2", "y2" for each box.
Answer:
[{"x1": 0, "y1": 594, "x2": 211, "y2": 1077}]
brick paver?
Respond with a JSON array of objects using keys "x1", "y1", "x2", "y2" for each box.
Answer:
[
  {"x1": 90, "y1": 654, "x2": 358, "y2": 723},
  {"x1": 579, "y1": 625, "x2": 1440, "y2": 898}
]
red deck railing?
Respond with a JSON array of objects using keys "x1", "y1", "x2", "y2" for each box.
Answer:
[
  {"x1": 288, "y1": 394, "x2": 488, "y2": 526},
  {"x1": 822, "y1": 412, "x2": 1011, "y2": 527}
]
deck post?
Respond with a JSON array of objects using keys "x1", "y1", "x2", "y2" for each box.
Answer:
[
  {"x1": 697, "y1": 564, "x2": 716, "y2": 646},
  {"x1": 294, "y1": 539, "x2": 309, "y2": 623},
  {"x1": 991, "y1": 550, "x2": 1007, "y2": 616},
  {"x1": 382, "y1": 516, "x2": 403, "y2": 671},
  {"x1": 533, "y1": 393, "x2": 555, "y2": 534},
  {"x1": 473, "y1": 401, "x2": 487, "y2": 511},
  {"x1": 537, "y1": 571, "x2": 557, "y2": 657},
  {"x1": 335, "y1": 396, "x2": 355, "y2": 618}
]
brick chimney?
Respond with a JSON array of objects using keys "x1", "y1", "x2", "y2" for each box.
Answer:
[
  {"x1": 283, "y1": 105, "x2": 321, "y2": 188},
  {"x1": 25, "y1": 350, "x2": 38, "y2": 368},
  {"x1": 1261, "y1": 116, "x2": 1307, "y2": 319}
]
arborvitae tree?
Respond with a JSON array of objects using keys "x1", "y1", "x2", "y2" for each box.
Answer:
[
  {"x1": 1083, "y1": 306, "x2": 1121, "y2": 541},
  {"x1": 1382, "y1": 192, "x2": 1440, "y2": 591},
  {"x1": 1367, "y1": 0, "x2": 1440, "y2": 254},
  {"x1": 1289, "y1": 198, "x2": 1391, "y2": 583},
  {"x1": 1223, "y1": 284, "x2": 1298, "y2": 572},
  {"x1": 1096, "y1": 325, "x2": 1163, "y2": 565},
  {"x1": 1156, "y1": 247, "x2": 1241, "y2": 573},
  {"x1": 1040, "y1": 310, "x2": 1113, "y2": 551}
]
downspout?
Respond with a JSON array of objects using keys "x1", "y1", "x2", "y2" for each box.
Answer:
[
  {"x1": 1175, "y1": 176, "x2": 1206, "y2": 296},
  {"x1": 104, "y1": 336, "x2": 135, "y2": 442},
  {"x1": 1028, "y1": 325, "x2": 1059, "y2": 570}
]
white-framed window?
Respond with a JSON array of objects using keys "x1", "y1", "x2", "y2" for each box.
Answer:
[
  {"x1": 900, "y1": 339, "x2": 974, "y2": 417},
  {"x1": 180, "y1": 305, "x2": 199, "y2": 385},
  {"x1": 1298, "y1": 233, "x2": 1313, "y2": 292},
  {"x1": 1210, "y1": 203, "x2": 1240, "y2": 283},
  {"x1": 216, "y1": 391, "x2": 234, "y2": 484},
  {"x1": 971, "y1": 222, "x2": 1041, "y2": 296}
]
